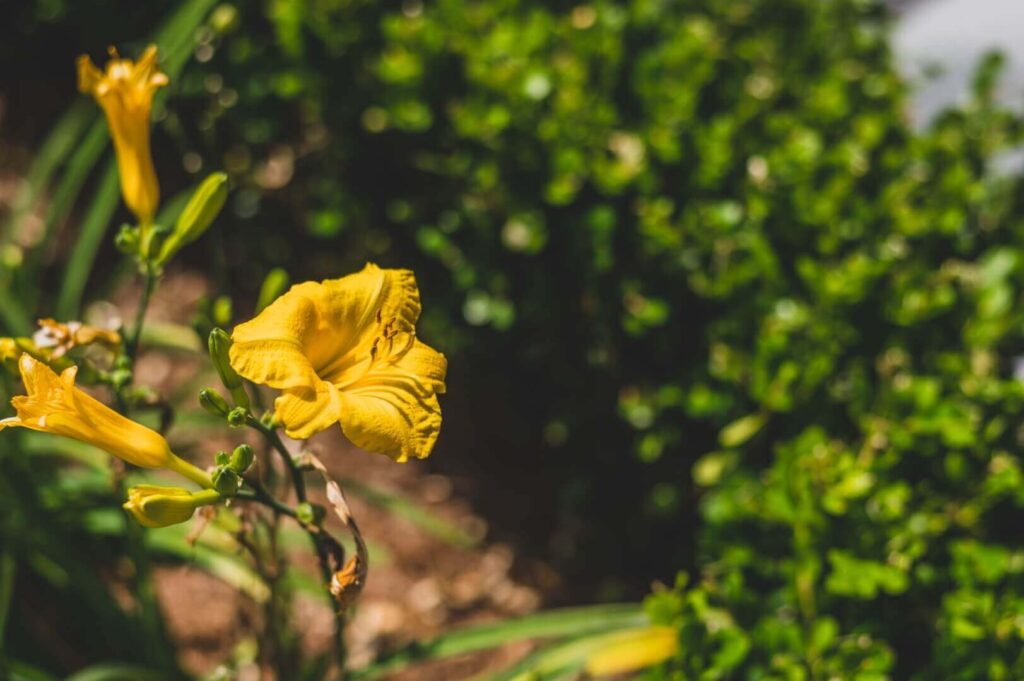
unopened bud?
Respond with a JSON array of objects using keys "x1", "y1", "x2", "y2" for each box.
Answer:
[
  {"x1": 296, "y1": 502, "x2": 325, "y2": 527},
  {"x1": 109, "y1": 369, "x2": 132, "y2": 391},
  {"x1": 212, "y1": 467, "x2": 240, "y2": 496},
  {"x1": 214, "y1": 450, "x2": 230, "y2": 466},
  {"x1": 229, "y1": 444, "x2": 255, "y2": 473},
  {"x1": 227, "y1": 407, "x2": 248, "y2": 428},
  {"x1": 260, "y1": 411, "x2": 278, "y2": 429},
  {"x1": 156, "y1": 172, "x2": 228, "y2": 265},
  {"x1": 209, "y1": 328, "x2": 249, "y2": 407},
  {"x1": 114, "y1": 225, "x2": 140, "y2": 254},
  {"x1": 199, "y1": 388, "x2": 230, "y2": 416}
]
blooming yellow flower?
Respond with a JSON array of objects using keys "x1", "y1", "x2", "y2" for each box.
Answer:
[
  {"x1": 33, "y1": 318, "x2": 121, "y2": 359},
  {"x1": 229, "y1": 264, "x2": 447, "y2": 461},
  {"x1": 77, "y1": 45, "x2": 168, "y2": 226},
  {"x1": 0, "y1": 354, "x2": 211, "y2": 487},
  {"x1": 583, "y1": 626, "x2": 678, "y2": 677},
  {"x1": 124, "y1": 485, "x2": 220, "y2": 528}
]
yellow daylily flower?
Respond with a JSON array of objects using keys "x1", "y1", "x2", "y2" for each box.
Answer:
[
  {"x1": 229, "y1": 263, "x2": 447, "y2": 462},
  {"x1": 0, "y1": 354, "x2": 211, "y2": 487},
  {"x1": 124, "y1": 485, "x2": 220, "y2": 528},
  {"x1": 77, "y1": 45, "x2": 168, "y2": 226},
  {"x1": 584, "y1": 626, "x2": 678, "y2": 677},
  {"x1": 33, "y1": 318, "x2": 121, "y2": 359}
]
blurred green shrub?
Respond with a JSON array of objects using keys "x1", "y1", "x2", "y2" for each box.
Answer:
[{"x1": 7, "y1": 0, "x2": 1024, "y2": 677}]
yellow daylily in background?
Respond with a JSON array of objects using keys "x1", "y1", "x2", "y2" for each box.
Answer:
[
  {"x1": 0, "y1": 355, "x2": 211, "y2": 487},
  {"x1": 124, "y1": 485, "x2": 220, "y2": 528},
  {"x1": 77, "y1": 45, "x2": 168, "y2": 226},
  {"x1": 33, "y1": 318, "x2": 121, "y2": 359},
  {"x1": 229, "y1": 263, "x2": 447, "y2": 462},
  {"x1": 583, "y1": 626, "x2": 678, "y2": 677}
]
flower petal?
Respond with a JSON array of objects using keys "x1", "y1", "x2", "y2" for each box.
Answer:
[
  {"x1": 76, "y1": 55, "x2": 104, "y2": 94},
  {"x1": 310, "y1": 264, "x2": 422, "y2": 383},
  {"x1": 274, "y1": 381, "x2": 343, "y2": 440},
  {"x1": 337, "y1": 340, "x2": 447, "y2": 462},
  {"x1": 230, "y1": 282, "x2": 322, "y2": 390}
]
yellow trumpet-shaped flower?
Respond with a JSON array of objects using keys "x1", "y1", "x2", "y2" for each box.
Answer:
[
  {"x1": 124, "y1": 485, "x2": 221, "y2": 528},
  {"x1": 0, "y1": 355, "x2": 211, "y2": 487},
  {"x1": 229, "y1": 263, "x2": 447, "y2": 462},
  {"x1": 77, "y1": 45, "x2": 168, "y2": 225},
  {"x1": 584, "y1": 626, "x2": 678, "y2": 677}
]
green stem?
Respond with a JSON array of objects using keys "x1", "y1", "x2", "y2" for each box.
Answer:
[
  {"x1": 238, "y1": 486, "x2": 298, "y2": 519},
  {"x1": 125, "y1": 265, "x2": 157, "y2": 362},
  {"x1": 248, "y1": 416, "x2": 346, "y2": 673},
  {"x1": 167, "y1": 453, "x2": 214, "y2": 489}
]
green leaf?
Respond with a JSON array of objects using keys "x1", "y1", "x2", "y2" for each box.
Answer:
[
  {"x1": 55, "y1": 160, "x2": 120, "y2": 319},
  {"x1": 354, "y1": 604, "x2": 646, "y2": 680}
]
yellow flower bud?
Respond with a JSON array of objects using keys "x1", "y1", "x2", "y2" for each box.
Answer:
[
  {"x1": 77, "y1": 45, "x2": 168, "y2": 226},
  {"x1": 124, "y1": 485, "x2": 221, "y2": 528}
]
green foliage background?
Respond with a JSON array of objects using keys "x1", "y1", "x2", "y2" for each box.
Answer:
[{"x1": 4, "y1": 0, "x2": 1024, "y2": 678}]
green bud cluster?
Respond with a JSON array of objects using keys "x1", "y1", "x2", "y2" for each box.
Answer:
[{"x1": 210, "y1": 444, "x2": 255, "y2": 497}]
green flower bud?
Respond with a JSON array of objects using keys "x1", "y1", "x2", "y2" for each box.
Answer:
[
  {"x1": 156, "y1": 172, "x2": 228, "y2": 265},
  {"x1": 214, "y1": 450, "x2": 230, "y2": 466},
  {"x1": 209, "y1": 328, "x2": 249, "y2": 408},
  {"x1": 229, "y1": 444, "x2": 255, "y2": 473},
  {"x1": 199, "y1": 388, "x2": 230, "y2": 416},
  {"x1": 212, "y1": 467, "x2": 240, "y2": 496},
  {"x1": 260, "y1": 411, "x2": 278, "y2": 429},
  {"x1": 227, "y1": 407, "x2": 248, "y2": 428},
  {"x1": 114, "y1": 224, "x2": 140, "y2": 254},
  {"x1": 296, "y1": 502, "x2": 325, "y2": 527},
  {"x1": 109, "y1": 369, "x2": 133, "y2": 391},
  {"x1": 255, "y1": 268, "x2": 290, "y2": 314}
]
